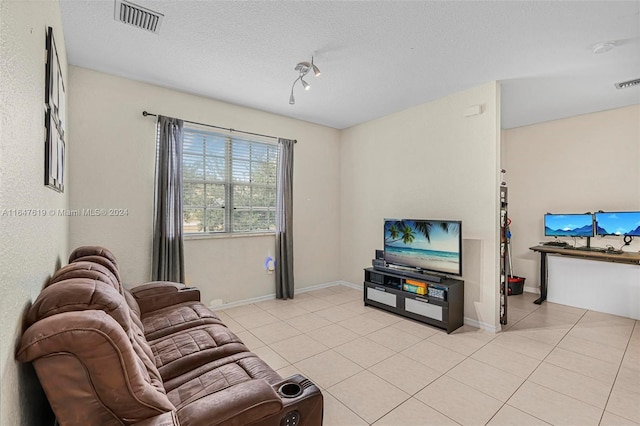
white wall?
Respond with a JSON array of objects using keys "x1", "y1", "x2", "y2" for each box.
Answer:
[
  {"x1": 0, "y1": 1, "x2": 68, "y2": 424},
  {"x1": 339, "y1": 82, "x2": 502, "y2": 331},
  {"x1": 68, "y1": 67, "x2": 341, "y2": 305},
  {"x1": 504, "y1": 105, "x2": 640, "y2": 291}
]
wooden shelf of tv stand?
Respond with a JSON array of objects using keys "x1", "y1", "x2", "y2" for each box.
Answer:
[{"x1": 363, "y1": 267, "x2": 464, "y2": 334}]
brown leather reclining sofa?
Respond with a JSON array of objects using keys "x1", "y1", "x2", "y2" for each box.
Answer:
[{"x1": 17, "y1": 246, "x2": 323, "y2": 426}]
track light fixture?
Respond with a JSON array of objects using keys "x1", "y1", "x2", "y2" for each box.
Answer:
[{"x1": 289, "y1": 56, "x2": 321, "y2": 105}]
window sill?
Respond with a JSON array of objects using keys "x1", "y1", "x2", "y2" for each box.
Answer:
[{"x1": 184, "y1": 231, "x2": 276, "y2": 241}]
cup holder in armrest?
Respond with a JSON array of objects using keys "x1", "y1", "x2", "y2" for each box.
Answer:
[{"x1": 278, "y1": 382, "x2": 303, "y2": 398}]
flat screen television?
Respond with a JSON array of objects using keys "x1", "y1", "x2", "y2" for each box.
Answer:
[
  {"x1": 383, "y1": 219, "x2": 462, "y2": 276},
  {"x1": 595, "y1": 212, "x2": 640, "y2": 236},
  {"x1": 544, "y1": 213, "x2": 594, "y2": 237}
]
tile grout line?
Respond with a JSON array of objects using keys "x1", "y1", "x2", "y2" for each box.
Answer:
[
  {"x1": 361, "y1": 357, "x2": 458, "y2": 425},
  {"x1": 296, "y1": 316, "x2": 448, "y2": 424},
  {"x1": 381, "y1": 329, "x2": 498, "y2": 426},
  {"x1": 552, "y1": 337, "x2": 629, "y2": 365},
  {"x1": 482, "y1": 300, "x2": 588, "y2": 425},
  {"x1": 596, "y1": 319, "x2": 638, "y2": 425},
  {"x1": 321, "y1": 386, "x2": 375, "y2": 426},
  {"x1": 361, "y1": 326, "x2": 449, "y2": 425},
  {"x1": 503, "y1": 308, "x2": 628, "y2": 423}
]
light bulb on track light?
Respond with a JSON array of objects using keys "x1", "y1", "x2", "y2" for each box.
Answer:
[
  {"x1": 302, "y1": 79, "x2": 310, "y2": 90},
  {"x1": 289, "y1": 92, "x2": 295, "y2": 105},
  {"x1": 311, "y1": 57, "x2": 321, "y2": 76}
]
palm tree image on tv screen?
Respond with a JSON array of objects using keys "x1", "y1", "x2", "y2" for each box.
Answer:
[{"x1": 384, "y1": 219, "x2": 461, "y2": 275}]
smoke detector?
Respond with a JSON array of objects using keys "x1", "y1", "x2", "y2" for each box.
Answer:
[
  {"x1": 615, "y1": 78, "x2": 640, "y2": 90},
  {"x1": 114, "y1": 0, "x2": 164, "y2": 34}
]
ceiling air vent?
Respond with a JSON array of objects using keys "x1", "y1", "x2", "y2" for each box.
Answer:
[
  {"x1": 114, "y1": 0, "x2": 164, "y2": 34},
  {"x1": 615, "y1": 78, "x2": 640, "y2": 90}
]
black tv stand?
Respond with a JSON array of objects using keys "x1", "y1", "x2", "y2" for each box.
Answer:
[{"x1": 364, "y1": 267, "x2": 464, "y2": 333}]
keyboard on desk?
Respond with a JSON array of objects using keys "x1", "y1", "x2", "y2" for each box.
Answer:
[{"x1": 542, "y1": 241, "x2": 569, "y2": 247}]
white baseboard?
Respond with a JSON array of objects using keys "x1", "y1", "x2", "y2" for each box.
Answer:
[
  {"x1": 208, "y1": 281, "x2": 357, "y2": 310},
  {"x1": 209, "y1": 293, "x2": 276, "y2": 311},
  {"x1": 297, "y1": 280, "x2": 360, "y2": 293},
  {"x1": 332, "y1": 281, "x2": 363, "y2": 291},
  {"x1": 463, "y1": 317, "x2": 500, "y2": 333},
  {"x1": 524, "y1": 285, "x2": 540, "y2": 294}
]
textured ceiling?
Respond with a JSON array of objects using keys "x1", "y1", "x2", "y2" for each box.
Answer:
[{"x1": 60, "y1": 1, "x2": 640, "y2": 129}]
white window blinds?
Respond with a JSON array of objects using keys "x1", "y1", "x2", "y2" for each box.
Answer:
[{"x1": 181, "y1": 127, "x2": 279, "y2": 234}]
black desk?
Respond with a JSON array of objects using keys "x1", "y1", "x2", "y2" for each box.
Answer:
[{"x1": 529, "y1": 246, "x2": 640, "y2": 305}]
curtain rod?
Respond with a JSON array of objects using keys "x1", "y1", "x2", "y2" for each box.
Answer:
[{"x1": 142, "y1": 111, "x2": 295, "y2": 143}]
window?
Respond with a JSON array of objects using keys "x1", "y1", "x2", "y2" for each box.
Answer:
[{"x1": 181, "y1": 127, "x2": 279, "y2": 234}]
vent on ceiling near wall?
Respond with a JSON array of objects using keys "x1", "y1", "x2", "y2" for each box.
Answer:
[
  {"x1": 114, "y1": 0, "x2": 164, "y2": 34},
  {"x1": 615, "y1": 78, "x2": 640, "y2": 90}
]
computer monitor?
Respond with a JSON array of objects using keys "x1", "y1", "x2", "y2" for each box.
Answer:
[
  {"x1": 595, "y1": 212, "x2": 640, "y2": 236},
  {"x1": 544, "y1": 213, "x2": 594, "y2": 237}
]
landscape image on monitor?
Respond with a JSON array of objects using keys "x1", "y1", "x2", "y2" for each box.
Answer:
[
  {"x1": 384, "y1": 219, "x2": 461, "y2": 275},
  {"x1": 595, "y1": 212, "x2": 640, "y2": 236},
  {"x1": 544, "y1": 214, "x2": 594, "y2": 237}
]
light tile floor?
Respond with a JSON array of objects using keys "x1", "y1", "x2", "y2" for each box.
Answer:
[{"x1": 216, "y1": 286, "x2": 640, "y2": 426}]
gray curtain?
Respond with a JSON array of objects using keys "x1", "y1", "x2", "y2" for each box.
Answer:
[
  {"x1": 152, "y1": 115, "x2": 185, "y2": 283},
  {"x1": 275, "y1": 138, "x2": 295, "y2": 299}
]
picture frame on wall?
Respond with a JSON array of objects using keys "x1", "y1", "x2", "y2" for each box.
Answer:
[{"x1": 44, "y1": 26, "x2": 65, "y2": 192}]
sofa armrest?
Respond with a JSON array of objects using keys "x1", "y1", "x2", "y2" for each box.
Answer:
[
  {"x1": 130, "y1": 281, "x2": 189, "y2": 297},
  {"x1": 132, "y1": 412, "x2": 180, "y2": 426},
  {"x1": 130, "y1": 282, "x2": 201, "y2": 314},
  {"x1": 263, "y1": 374, "x2": 323, "y2": 426},
  {"x1": 177, "y1": 379, "x2": 282, "y2": 426}
]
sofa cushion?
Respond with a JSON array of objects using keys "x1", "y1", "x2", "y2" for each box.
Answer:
[
  {"x1": 72, "y1": 254, "x2": 122, "y2": 285},
  {"x1": 142, "y1": 301, "x2": 225, "y2": 340},
  {"x1": 163, "y1": 352, "x2": 283, "y2": 405},
  {"x1": 48, "y1": 261, "x2": 121, "y2": 291},
  {"x1": 26, "y1": 278, "x2": 131, "y2": 329},
  {"x1": 149, "y1": 324, "x2": 249, "y2": 381},
  {"x1": 48, "y1": 262, "x2": 149, "y2": 338},
  {"x1": 69, "y1": 245, "x2": 119, "y2": 268},
  {"x1": 175, "y1": 379, "x2": 282, "y2": 426}
]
